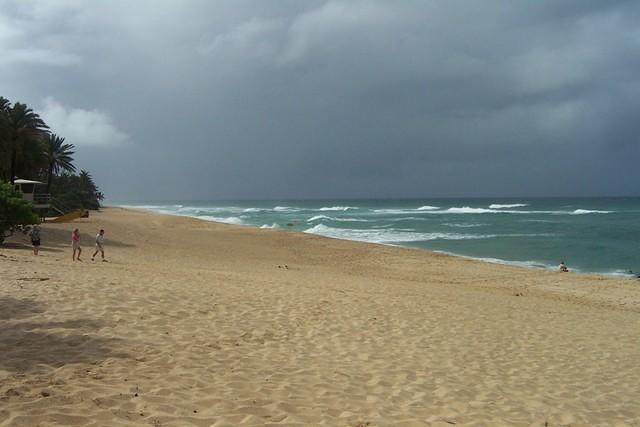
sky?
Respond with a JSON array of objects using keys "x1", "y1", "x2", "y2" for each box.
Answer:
[{"x1": 1, "y1": 0, "x2": 639, "y2": 200}]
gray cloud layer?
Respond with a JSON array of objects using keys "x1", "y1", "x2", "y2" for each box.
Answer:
[{"x1": 1, "y1": 1, "x2": 639, "y2": 200}]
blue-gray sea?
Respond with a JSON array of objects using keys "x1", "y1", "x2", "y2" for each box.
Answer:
[{"x1": 116, "y1": 198, "x2": 640, "y2": 277}]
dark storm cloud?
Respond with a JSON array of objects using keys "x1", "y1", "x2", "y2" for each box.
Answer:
[{"x1": 1, "y1": 0, "x2": 638, "y2": 199}]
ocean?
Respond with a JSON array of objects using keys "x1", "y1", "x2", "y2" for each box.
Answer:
[{"x1": 116, "y1": 198, "x2": 640, "y2": 277}]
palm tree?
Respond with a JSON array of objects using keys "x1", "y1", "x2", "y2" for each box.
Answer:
[
  {"x1": 78, "y1": 169, "x2": 102, "y2": 209},
  {"x1": 44, "y1": 133, "x2": 76, "y2": 192},
  {"x1": 0, "y1": 97, "x2": 11, "y2": 181},
  {"x1": 4, "y1": 102, "x2": 49, "y2": 184}
]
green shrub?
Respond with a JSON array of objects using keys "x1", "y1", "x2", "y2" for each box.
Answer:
[{"x1": 0, "y1": 182, "x2": 39, "y2": 244}]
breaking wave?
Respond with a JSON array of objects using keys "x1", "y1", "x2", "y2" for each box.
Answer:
[
  {"x1": 273, "y1": 206, "x2": 297, "y2": 212},
  {"x1": 303, "y1": 224, "x2": 528, "y2": 244},
  {"x1": 438, "y1": 207, "x2": 613, "y2": 215},
  {"x1": 444, "y1": 207, "x2": 497, "y2": 214},
  {"x1": 198, "y1": 216, "x2": 244, "y2": 225},
  {"x1": 308, "y1": 215, "x2": 369, "y2": 222},
  {"x1": 318, "y1": 206, "x2": 358, "y2": 211},
  {"x1": 489, "y1": 203, "x2": 528, "y2": 209},
  {"x1": 308, "y1": 215, "x2": 332, "y2": 222},
  {"x1": 178, "y1": 206, "x2": 246, "y2": 215},
  {"x1": 570, "y1": 209, "x2": 612, "y2": 215},
  {"x1": 373, "y1": 209, "x2": 414, "y2": 214}
]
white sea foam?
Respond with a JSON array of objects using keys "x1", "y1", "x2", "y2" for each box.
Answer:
[
  {"x1": 372, "y1": 208, "x2": 437, "y2": 215},
  {"x1": 372, "y1": 206, "x2": 437, "y2": 214},
  {"x1": 608, "y1": 270, "x2": 640, "y2": 278},
  {"x1": 198, "y1": 216, "x2": 244, "y2": 225},
  {"x1": 179, "y1": 206, "x2": 246, "y2": 215},
  {"x1": 120, "y1": 204, "x2": 615, "y2": 219},
  {"x1": 372, "y1": 209, "x2": 412, "y2": 214},
  {"x1": 175, "y1": 207, "x2": 205, "y2": 215},
  {"x1": 570, "y1": 209, "x2": 612, "y2": 215},
  {"x1": 489, "y1": 203, "x2": 528, "y2": 209},
  {"x1": 318, "y1": 206, "x2": 358, "y2": 211},
  {"x1": 260, "y1": 223, "x2": 279, "y2": 229},
  {"x1": 443, "y1": 223, "x2": 486, "y2": 228},
  {"x1": 303, "y1": 224, "x2": 510, "y2": 244},
  {"x1": 445, "y1": 207, "x2": 497, "y2": 214},
  {"x1": 308, "y1": 215, "x2": 369, "y2": 222},
  {"x1": 434, "y1": 207, "x2": 610, "y2": 215},
  {"x1": 392, "y1": 206, "x2": 614, "y2": 215},
  {"x1": 308, "y1": 215, "x2": 332, "y2": 222},
  {"x1": 432, "y1": 253, "x2": 637, "y2": 277},
  {"x1": 433, "y1": 251, "x2": 554, "y2": 270},
  {"x1": 388, "y1": 216, "x2": 423, "y2": 221},
  {"x1": 373, "y1": 206, "x2": 489, "y2": 215},
  {"x1": 376, "y1": 206, "x2": 522, "y2": 214}
]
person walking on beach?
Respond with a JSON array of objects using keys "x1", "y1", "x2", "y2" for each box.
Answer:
[
  {"x1": 71, "y1": 228, "x2": 82, "y2": 261},
  {"x1": 29, "y1": 224, "x2": 41, "y2": 255},
  {"x1": 92, "y1": 229, "x2": 106, "y2": 262}
]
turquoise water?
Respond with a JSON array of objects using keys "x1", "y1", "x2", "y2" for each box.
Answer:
[{"x1": 116, "y1": 198, "x2": 640, "y2": 276}]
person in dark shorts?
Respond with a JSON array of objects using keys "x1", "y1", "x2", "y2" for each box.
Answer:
[{"x1": 29, "y1": 224, "x2": 41, "y2": 255}]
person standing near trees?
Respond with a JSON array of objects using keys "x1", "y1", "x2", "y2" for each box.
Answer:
[
  {"x1": 29, "y1": 224, "x2": 41, "y2": 255},
  {"x1": 71, "y1": 228, "x2": 82, "y2": 261}
]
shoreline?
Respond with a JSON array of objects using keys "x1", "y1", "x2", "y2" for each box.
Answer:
[
  {"x1": 107, "y1": 207, "x2": 640, "y2": 311},
  {"x1": 115, "y1": 204, "x2": 638, "y2": 280},
  {"x1": 2, "y1": 207, "x2": 640, "y2": 425}
]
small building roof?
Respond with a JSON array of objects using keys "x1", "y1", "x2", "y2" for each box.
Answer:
[{"x1": 14, "y1": 179, "x2": 45, "y2": 185}]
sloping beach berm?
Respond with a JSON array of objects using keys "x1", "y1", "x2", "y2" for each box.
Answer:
[{"x1": 1, "y1": 207, "x2": 639, "y2": 426}]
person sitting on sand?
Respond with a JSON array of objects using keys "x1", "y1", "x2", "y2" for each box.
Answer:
[
  {"x1": 29, "y1": 224, "x2": 41, "y2": 256},
  {"x1": 71, "y1": 228, "x2": 82, "y2": 261},
  {"x1": 92, "y1": 229, "x2": 106, "y2": 262},
  {"x1": 559, "y1": 261, "x2": 569, "y2": 272}
]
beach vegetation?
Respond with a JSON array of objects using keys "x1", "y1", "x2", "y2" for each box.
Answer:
[
  {"x1": 49, "y1": 170, "x2": 104, "y2": 211},
  {"x1": 0, "y1": 95, "x2": 103, "y2": 212},
  {"x1": 0, "y1": 100, "x2": 49, "y2": 184},
  {"x1": 44, "y1": 133, "x2": 76, "y2": 192},
  {"x1": 0, "y1": 182, "x2": 39, "y2": 244}
]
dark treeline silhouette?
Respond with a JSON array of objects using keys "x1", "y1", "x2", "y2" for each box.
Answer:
[{"x1": 0, "y1": 96, "x2": 103, "y2": 211}]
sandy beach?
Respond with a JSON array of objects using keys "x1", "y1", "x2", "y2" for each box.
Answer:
[{"x1": 1, "y1": 207, "x2": 639, "y2": 426}]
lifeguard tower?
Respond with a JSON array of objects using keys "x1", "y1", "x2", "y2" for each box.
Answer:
[
  {"x1": 13, "y1": 178, "x2": 86, "y2": 222},
  {"x1": 13, "y1": 179, "x2": 51, "y2": 209}
]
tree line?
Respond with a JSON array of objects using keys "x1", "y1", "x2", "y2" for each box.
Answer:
[{"x1": 0, "y1": 95, "x2": 104, "y2": 211}]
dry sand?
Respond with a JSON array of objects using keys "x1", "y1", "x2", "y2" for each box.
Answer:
[{"x1": 1, "y1": 207, "x2": 639, "y2": 426}]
